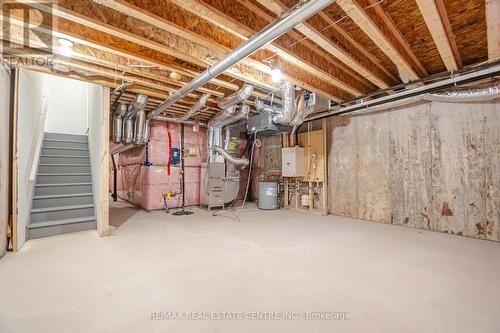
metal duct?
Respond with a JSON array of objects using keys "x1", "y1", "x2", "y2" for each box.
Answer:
[
  {"x1": 217, "y1": 84, "x2": 255, "y2": 110},
  {"x1": 112, "y1": 103, "x2": 128, "y2": 144},
  {"x1": 122, "y1": 118, "x2": 135, "y2": 144},
  {"x1": 211, "y1": 146, "x2": 250, "y2": 167},
  {"x1": 273, "y1": 81, "x2": 296, "y2": 125},
  {"x1": 133, "y1": 109, "x2": 146, "y2": 145},
  {"x1": 122, "y1": 94, "x2": 148, "y2": 144},
  {"x1": 142, "y1": 118, "x2": 150, "y2": 144},
  {"x1": 255, "y1": 98, "x2": 277, "y2": 113},
  {"x1": 159, "y1": 93, "x2": 210, "y2": 123},
  {"x1": 147, "y1": 0, "x2": 335, "y2": 119},
  {"x1": 124, "y1": 94, "x2": 148, "y2": 120}
]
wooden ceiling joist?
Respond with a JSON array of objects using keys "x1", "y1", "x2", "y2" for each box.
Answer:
[
  {"x1": 414, "y1": 0, "x2": 459, "y2": 71},
  {"x1": 486, "y1": 0, "x2": 500, "y2": 61},
  {"x1": 255, "y1": 0, "x2": 394, "y2": 88},
  {"x1": 335, "y1": 0, "x2": 420, "y2": 82},
  {"x1": 164, "y1": 0, "x2": 358, "y2": 100}
]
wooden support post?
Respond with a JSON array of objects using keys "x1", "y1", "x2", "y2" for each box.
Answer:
[{"x1": 322, "y1": 118, "x2": 328, "y2": 215}]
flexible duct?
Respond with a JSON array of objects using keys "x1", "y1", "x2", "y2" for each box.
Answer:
[
  {"x1": 112, "y1": 103, "x2": 128, "y2": 144},
  {"x1": 217, "y1": 84, "x2": 255, "y2": 110},
  {"x1": 273, "y1": 81, "x2": 297, "y2": 125},
  {"x1": 427, "y1": 84, "x2": 500, "y2": 102},
  {"x1": 289, "y1": 91, "x2": 312, "y2": 126},
  {"x1": 147, "y1": 0, "x2": 335, "y2": 119},
  {"x1": 133, "y1": 109, "x2": 146, "y2": 145},
  {"x1": 211, "y1": 146, "x2": 250, "y2": 167}
]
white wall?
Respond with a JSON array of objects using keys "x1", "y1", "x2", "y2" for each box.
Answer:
[
  {"x1": 88, "y1": 85, "x2": 110, "y2": 235},
  {"x1": 44, "y1": 74, "x2": 89, "y2": 135},
  {"x1": 16, "y1": 69, "x2": 48, "y2": 250},
  {"x1": 0, "y1": 65, "x2": 11, "y2": 257}
]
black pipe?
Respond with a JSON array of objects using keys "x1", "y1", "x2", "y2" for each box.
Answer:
[
  {"x1": 173, "y1": 123, "x2": 193, "y2": 216},
  {"x1": 111, "y1": 154, "x2": 118, "y2": 202}
]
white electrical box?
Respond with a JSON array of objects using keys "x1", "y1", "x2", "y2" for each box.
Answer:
[{"x1": 282, "y1": 146, "x2": 305, "y2": 177}]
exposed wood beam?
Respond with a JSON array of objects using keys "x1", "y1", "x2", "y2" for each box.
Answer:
[
  {"x1": 236, "y1": 0, "x2": 376, "y2": 91},
  {"x1": 100, "y1": 0, "x2": 360, "y2": 98},
  {"x1": 414, "y1": 0, "x2": 459, "y2": 71},
  {"x1": 249, "y1": 0, "x2": 394, "y2": 88},
  {"x1": 364, "y1": 0, "x2": 428, "y2": 76},
  {"x1": 486, "y1": 0, "x2": 500, "y2": 60},
  {"x1": 335, "y1": 0, "x2": 420, "y2": 81},
  {"x1": 30, "y1": 0, "x2": 350, "y2": 101},
  {"x1": 435, "y1": 0, "x2": 462, "y2": 68}
]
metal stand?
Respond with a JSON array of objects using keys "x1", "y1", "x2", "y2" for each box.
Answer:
[{"x1": 173, "y1": 123, "x2": 193, "y2": 216}]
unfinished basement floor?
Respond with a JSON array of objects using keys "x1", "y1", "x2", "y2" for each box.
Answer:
[{"x1": 1, "y1": 203, "x2": 499, "y2": 333}]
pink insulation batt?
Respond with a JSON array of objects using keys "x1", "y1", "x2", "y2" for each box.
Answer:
[
  {"x1": 112, "y1": 120, "x2": 259, "y2": 210},
  {"x1": 114, "y1": 120, "x2": 207, "y2": 210}
]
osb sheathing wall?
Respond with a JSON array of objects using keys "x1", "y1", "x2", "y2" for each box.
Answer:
[{"x1": 328, "y1": 100, "x2": 500, "y2": 241}]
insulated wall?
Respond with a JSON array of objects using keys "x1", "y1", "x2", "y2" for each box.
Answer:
[
  {"x1": 0, "y1": 66, "x2": 10, "y2": 257},
  {"x1": 328, "y1": 100, "x2": 500, "y2": 241}
]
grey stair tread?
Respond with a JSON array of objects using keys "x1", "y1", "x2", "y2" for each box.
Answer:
[
  {"x1": 44, "y1": 138, "x2": 88, "y2": 143},
  {"x1": 40, "y1": 164, "x2": 90, "y2": 166},
  {"x1": 35, "y1": 182, "x2": 92, "y2": 187},
  {"x1": 33, "y1": 193, "x2": 93, "y2": 199},
  {"x1": 42, "y1": 146, "x2": 89, "y2": 150},
  {"x1": 41, "y1": 155, "x2": 89, "y2": 158},
  {"x1": 31, "y1": 204, "x2": 94, "y2": 213},
  {"x1": 38, "y1": 173, "x2": 91, "y2": 176},
  {"x1": 29, "y1": 216, "x2": 96, "y2": 229}
]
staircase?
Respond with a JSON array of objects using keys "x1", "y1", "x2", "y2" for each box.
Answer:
[{"x1": 28, "y1": 132, "x2": 96, "y2": 239}]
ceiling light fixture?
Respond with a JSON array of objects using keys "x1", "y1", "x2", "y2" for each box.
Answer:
[
  {"x1": 170, "y1": 71, "x2": 182, "y2": 80},
  {"x1": 271, "y1": 68, "x2": 282, "y2": 83}
]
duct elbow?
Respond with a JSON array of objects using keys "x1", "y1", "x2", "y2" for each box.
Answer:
[
  {"x1": 211, "y1": 146, "x2": 249, "y2": 168},
  {"x1": 217, "y1": 84, "x2": 255, "y2": 110}
]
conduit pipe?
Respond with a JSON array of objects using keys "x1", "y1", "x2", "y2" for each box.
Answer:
[{"x1": 147, "y1": 0, "x2": 335, "y2": 120}]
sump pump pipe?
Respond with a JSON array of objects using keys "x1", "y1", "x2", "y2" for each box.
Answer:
[{"x1": 147, "y1": 0, "x2": 335, "y2": 120}]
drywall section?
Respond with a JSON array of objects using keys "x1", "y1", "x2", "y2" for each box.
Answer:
[
  {"x1": 16, "y1": 69, "x2": 48, "y2": 250},
  {"x1": 0, "y1": 66, "x2": 11, "y2": 257},
  {"x1": 88, "y1": 85, "x2": 110, "y2": 236},
  {"x1": 43, "y1": 74, "x2": 90, "y2": 135},
  {"x1": 328, "y1": 100, "x2": 500, "y2": 241}
]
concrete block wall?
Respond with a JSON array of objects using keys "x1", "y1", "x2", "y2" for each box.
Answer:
[{"x1": 328, "y1": 100, "x2": 500, "y2": 241}]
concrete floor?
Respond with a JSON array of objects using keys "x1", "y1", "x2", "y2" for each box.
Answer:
[{"x1": 1, "y1": 203, "x2": 499, "y2": 333}]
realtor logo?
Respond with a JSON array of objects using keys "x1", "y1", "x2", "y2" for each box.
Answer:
[{"x1": 1, "y1": 1, "x2": 53, "y2": 56}]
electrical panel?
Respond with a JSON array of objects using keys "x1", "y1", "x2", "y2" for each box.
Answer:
[{"x1": 282, "y1": 146, "x2": 305, "y2": 177}]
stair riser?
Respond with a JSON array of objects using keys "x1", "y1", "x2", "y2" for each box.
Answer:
[
  {"x1": 31, "y1": 206, "x2": 95, "y2": 223},
  {"x1": 37, "y1": 174, "x2": 91, "y2": 184},
  {"x1": 44, "y1": 133, "x2": 87, "y2": 142},
  {"x1": 33, "y1": 195, "x2": 93, "y2": 209},
  {"x1": 40, "y1": 156, "x2": 90, "y2": 164},
  {"x1": 42, "y1": 148, "x2": 89, "y2": 156},
  {"x1": 35, "y1": 184, "x2": 93, "y2": 196},
  {"x1": 39, "y1": 165, "x2": 91, "y2": 173},
  {"x1": 28, "y1": 220, "x2": 96, "y2": 239},
  {"x1": 43, "y1": 140, "x2": 88, "y2": 149}
]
